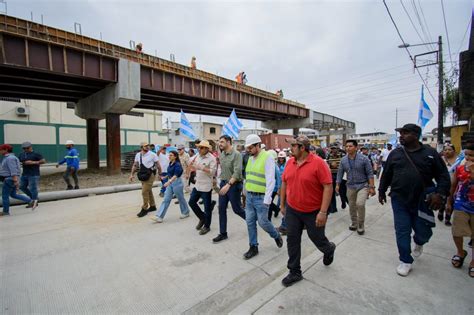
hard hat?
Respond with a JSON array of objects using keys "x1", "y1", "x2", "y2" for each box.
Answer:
[
  {"x1": 278, "y1": 151, "x2": 287, "y2": 158},
  {"x1": 267, "y1": 149, "x2": 277, "y2": 160},
  {"x1": 66, "y1": 140, "x2": 74, "y2": 145},
  {"x1": 245, "y1": 134, "x2": 262, "y2": 148}
]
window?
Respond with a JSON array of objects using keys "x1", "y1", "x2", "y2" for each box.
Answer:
[
  {"x1": 210, "y1": 127, "x2": 216, "y2": 135},
  {"x1": 175, "y1": 130, "x2": 180, "y2": 136}
]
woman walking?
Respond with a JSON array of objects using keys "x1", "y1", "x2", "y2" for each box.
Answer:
[
  {"x1": 440, "y1": 143, "x2": 459, "y2": 225},
  {"x1": 151, "y1": 151, "x2": 190, "y2": 223}
]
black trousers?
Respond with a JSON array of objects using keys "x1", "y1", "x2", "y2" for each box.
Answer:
[{"x1": 286, "y1": 204, "x2": 333, "y2": 275}]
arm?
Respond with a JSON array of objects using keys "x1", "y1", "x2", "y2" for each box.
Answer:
[
  {"x1": 263, "y1": 156, "x2": 275, "y2": 205},
  {"x1": 446, "y1": 172, "x2": 458, "y2": 214},
  {"x1": 280, "y1": 180, "x2": 287, "y2": 215},
  {"x1": 378, "y1": 152, "x2": 394, "y2": 204},
  {"x1": 335, "y1": 160, "x2": 344, "y2": 192},
  {"x1": 365, "y1": 157, "x2": 376, "y2": 196},
  {"x1": 316, "y1": 183, "x2": 333, "y2": 227},
  {"x1": 230, "y1": 152, "x2": 243, "y2": 185},
  {"x1": 129, "y1": 160, "x2": 139, "y2": 182}
]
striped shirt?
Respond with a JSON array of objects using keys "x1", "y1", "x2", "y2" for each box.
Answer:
[{"x1": 336, "y1": 153, "x2": 374, "y2": 190}]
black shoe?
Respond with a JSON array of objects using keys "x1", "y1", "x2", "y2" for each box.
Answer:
[
  {"x1": 323, "y1": 242, "x2": 336, "y2": 266},
  {"x1": 199, "y1": 226, "x2": 210, "y2": 235},
  {"x1": 341, "y1": 203, "x2": 346, "y2": 209},
  {"x1": 147, "y1": 206, "x2": 157, "y2": 212},
  {"x1": 196, "y1": 219, "x2": 205, "y2": 230},
  {"x1": 210, "y1": 200, "x2": 217, "y2": 211},
  {"x1": 74, "y1": 186, "x2": 79, "y2": 190},
  {"x1": 243, "y1": 245, "x2": 259, "y2": 260},
  {"x1": 281, "y1": 273, "x2": 303, "y2": 287},
  {"x1": 213, "y1": 234, "x2": 228, "y2": 243},
  {"x1": 66, "y1": 185, "x2": 73, "y2": 190},
  {"x1": 349, "y1": 225, "x2": 357, "y2": 231},
  {"x1": 445, "y1": 220, "x2": 452, "y2": 226},
  {"x1": 437, "y1": 212, "x2": 444, "y2": 221},
  {"x1": 275, "y1": 236, "x2": 284, "y2": 248},
  {"x1": 174, "y1": 200, "x2": 180, "y2": 204},
  {"x1": 278, "y1": 226, "x2": 287, "y2": 236},
  {"x1": 137, "y1": 209, "x2": 148, "y2": 217}
]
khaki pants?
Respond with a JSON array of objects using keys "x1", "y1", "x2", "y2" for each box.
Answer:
[
  {"x1": 141, "y1": 173, "x2": 156, "y2": 209},
  {"x1": 347, "y1": 187, "x2": 368, "y2": 226}
]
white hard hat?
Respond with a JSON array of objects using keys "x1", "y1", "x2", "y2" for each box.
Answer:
[
  {"x1": 278, "y1": 151, "x2": 287, "y2": 158},
  {"x1": 66, "y1": 140, "x2": 74, "y2": 145},
  {"x1": 245, "y1": 134, "x2": 262, "y2": 148},
  {"x1": 261, "y1": 144, "x2": 266, "y2": 150}
]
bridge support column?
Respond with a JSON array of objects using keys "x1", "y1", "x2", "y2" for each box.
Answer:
[
  {"x1": 272, "y1": 129, "x2": 278, "y2": 134},
  {"x1": 342, "y1": 133, "x2": 347, "y2": 144},
  {"x1": 293, "y1": 128, "x2": 300, "y2": 136},
  {"x1": 106, "y1": 113, "x2": 121, "y2": 175},
  {"x1": 326, "y1": 135, "x2": 331, "y2": 146},
  {"x1": 86, "y1": 119, "x2": 100, "y2": 170}
]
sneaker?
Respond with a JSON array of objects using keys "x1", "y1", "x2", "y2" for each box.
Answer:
[
  {"x1": 137, "y1": 209, "x2": 148, "y2": 217},
  {"x1": 25, "y1": 202, "x2": 33, "y2": 208},
  {"x1": 281, "y1": 273, "x2": 303, "y2": 287},
  {"x1": 349, "y1": 224, "x2": 357, "y2": 231},
  {"x1": 396, "y1": 262, "x2": 412, "y2": 277},
  {"x1": 357, "y1": 223, "x2": 365, "y2": 235},
  {"x1": 437, "y1": 212, "x2": 444, "y2": 221},
  {"x1": 147, "y1": 205, "x2": 157, "y2": 212},
  {"x1": 199, "y1": 226, "x2": 210, "y2": 235},
  {"x1": 275, "y1": 236, "x2": 284, "y2": 248},
  {"x1": 413, "y1": 244, "x2": 423, "y2": 258},
  {"x1": 174, "y1": 200, "x2": 180, "y2": 204},
  {"x1": 31, "y1": 200, "x2": 38, "y2": 211},
  {"x1": 323, "y1": 242, "x2": 336, "y2": 266},
  {"x1": 213, "y1": 234, "x2": 228, "y2": 243},
  {"x1": 0, "y1": 212, "x2": 10, "y2": 216},
  {"x1": 196, "y1": 219, "x2": 205, "y2": 230},
  {"x1": 243, "y1": 245, "x2": 259, "y2": 260},
  {"x1": 150, "y1": 216, "x2": 163, "y2": 223},
  {"x1": 341, "y1": 202, "x2": 347, "y2": 209},
  {"x1": 66, "y1": 185, "x2": 73, "y2": 190},
  {"x1": 180, "y1": 213, "x2": 190, "y2": 219},
  {"x1": 74, "y1": 186, "x2": 80, "y2": 190},
  {"x1": 159, "y1": 192, "x2": 164, "y2": 198},
  {"x1": 278, "y1": 226, "x2": 287, "y2": 235}
]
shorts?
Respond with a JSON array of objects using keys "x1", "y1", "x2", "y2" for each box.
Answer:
[{"x1": 452, "y1": 210, "x2": 474, "y2": 238}]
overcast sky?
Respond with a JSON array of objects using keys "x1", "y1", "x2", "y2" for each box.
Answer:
[{"x1": 7, "y1": 0, "x2": 472, "y2": 134}]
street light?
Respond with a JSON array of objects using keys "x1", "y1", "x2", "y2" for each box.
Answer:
[{"x1": 398, "y1": 36, "x2": 443, "y2": 147}]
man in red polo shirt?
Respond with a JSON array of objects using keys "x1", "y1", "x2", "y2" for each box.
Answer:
[{"x1": 280, "y1": 135, "x2": 336, "y2": 287}]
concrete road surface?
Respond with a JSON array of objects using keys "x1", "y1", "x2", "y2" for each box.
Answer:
[{"x1": 0, "y1": 189, "x2": 472, "y2": 314}]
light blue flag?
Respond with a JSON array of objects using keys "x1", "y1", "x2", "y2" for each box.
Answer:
[
  {"x1": 179, "y1": 110, "x2": 197, "y2": 140},
  {"x1": 417, "y1": 85, "x2": 433, "y2": 130},
  {"x1": 222, "y1": 109, "x2": 243, "y2": 139}
]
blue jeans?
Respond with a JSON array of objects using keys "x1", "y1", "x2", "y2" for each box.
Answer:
[
  {"x1": 280, "y1": 216, "x2": 287, "y2": 229},
  {"x1": 157, "y1": 177, "x2": 189, "y2": 218},
  {"x1": 160, "y1": 172, "x2": 168, "y2": 194},
  {"x1": 245, "y1": 192, "x2": 280, "y2": 246},
  {"x1": 20, "y1": 175, "x2": 40, "y2": 200},
  {"x1": 218, "y1": 180, "x2": 246, "y2": 235},
  {"x1": 63, "y1": 166, "x2": 79, "y2": 187},
  {"x1": 189, "y1": 188, "x2": 213, "y2": 228},
  {"x1": 391, "y1": 195, "x2": 433, "y2": 264},
  {"x1": 2, "y1": 178, "x2": 32, "y2": 214}
]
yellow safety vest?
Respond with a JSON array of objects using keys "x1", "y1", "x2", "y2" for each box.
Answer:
[{"x1": 245, "y1": 151, "x2": 269, "y2": 193}]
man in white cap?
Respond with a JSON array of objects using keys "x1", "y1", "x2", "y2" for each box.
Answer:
[
  {"x1": 242, "y1": 134, "x2": 283, "y2": 260},
  {"x1": 56, "y1": 140, "x2": 80, "y2": 190}
]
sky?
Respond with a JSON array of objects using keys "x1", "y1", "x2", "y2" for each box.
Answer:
[{"x1": 5, "y1": 0, "x2": 473, "y2": 135}]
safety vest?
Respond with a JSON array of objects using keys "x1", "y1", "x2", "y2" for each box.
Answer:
[{"x1": 245, "y1": 150, "x2": 269, "y2": 193}]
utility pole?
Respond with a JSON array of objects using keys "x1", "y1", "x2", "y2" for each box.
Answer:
[{"x1": 437, "y1": 35, "x2": 444, "y2": 146}]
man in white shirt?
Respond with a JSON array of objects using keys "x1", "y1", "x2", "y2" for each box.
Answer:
[
  {"x1": 381, "y1": 143, "x2": 393, "y2": 170},
  {"x1": 129, "y1": 142, "x2": 161, "y2": 217},
  {"x1": 187, "y1": 140, "x2": 217, "y2": 235},
  {"x1": 157, "y1": 146, "x2": 170, "y2": 197},
  {"x1": 242, "y1": 134, "x2": 283, "y2": 260}
]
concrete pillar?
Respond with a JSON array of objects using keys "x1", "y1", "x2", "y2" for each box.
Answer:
[
  {"x1": 86, "y1": 119, "x2": 100, "y2": 170},
  {"x1": 293, "y1": 128, "x2": 300, "y2": 136},
  {"x1": 342, "y1": 133, "x2": 347, "y2": 144},
  {"x1": 326, "y1": 135, "x2": 331, "y2": 146},
  {"x1": 106, "y1": 113, "x2": 121, "y2": 175},
  {"x1": 272, "y1": 129, "x2": 278, "y2": 134}
]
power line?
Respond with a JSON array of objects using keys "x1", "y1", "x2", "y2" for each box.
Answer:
[
  {"x1": 417, "y1": 0, "x2": 437, "y2": 50},
  {"x1": 440, "y1": 0, "x2": 454, "y2": 71},
  {"x1": 400, "y1": 0, "x2": 425, "y2": 46},
  {"x1": 412, "y1": 0, "x2": 436, "y2": 51},
  {"x1": 382, "y1": 0, "x2": 437, "y2": 104},
  {"x1": 456, "y1": 16, "x2": 472, "y2": 55}
]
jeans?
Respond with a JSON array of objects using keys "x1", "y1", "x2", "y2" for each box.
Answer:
[
  {"x1": 391, "y1": 196, "x2": 434, "y2": 264},
  {"x1": 63, "y1": 166, "x2": 79, "y2": 187},
  {"x1": 245, "y1": 192, "x2": 280, "y2": 246},
  {"x1": 160, "y1": 172, "x2": 168, "y2": 194},
  {"x1": 286, "y1": 204, "x2": 333, "y2": 275},
  {"x1": 157, "y1": 177, "x2": 189, "y2": 218},
  {"x1": 189, "y1": 188, "x2": 213, "y2": 228},
  {"x1": 20, "y1": 175, "x2": 40, "y2": 200},
  {"x1": 2, "y1": 178, "x2": 32, "y2": 214},
  {"x1": 347, "y1": 187, "x2": 369, "y2": 226},
  {"x1": 218, "y1": 180, "x2": 246, "y2": 236}
]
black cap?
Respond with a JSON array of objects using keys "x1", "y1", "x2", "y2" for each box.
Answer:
[{"x1": 395, "y1": 123, "x2": 422, "y2": 136}]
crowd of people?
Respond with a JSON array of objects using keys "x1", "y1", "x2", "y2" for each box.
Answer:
[{"x1": 1, "y1": 122, "x2": 473, "y2": 283}]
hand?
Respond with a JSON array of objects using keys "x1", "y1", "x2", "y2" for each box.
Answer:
[
  {"x1": 445, "y1": 202, "x2": 453, "y2": 215},
  {"x1": 315, "y1": 212, "x2": 328, "y2": 227},
  {"x1": 368, "y1": 187, "x2": 376, "y2": 197},
  {"x1": 219, "y1": 184, "x2": 230, "y2": 196},
  {"x1": 280, "y1": 204, "x2": 286, "y2": 216},
  {"x1": 335, "y1": 185, "x2": 340, "y2": 195},
  {"x1": 378, "y1": 192, "x2": 387, "y2": 205},
  {"x1": 428, "y1": 193, "x2": 443, "y2": 210},
  {"x1": 24, "y1": 160, "x2": 34, "y2": 165},
  {"x1": 164, "y1": 181, "x2": 171, "y2": 188}
]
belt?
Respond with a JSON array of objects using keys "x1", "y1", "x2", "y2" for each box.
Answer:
[{"x1": 248, "y1": 191, "x2": 265, "y2": 196}]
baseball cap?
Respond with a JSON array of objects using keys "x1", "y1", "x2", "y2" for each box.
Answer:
[
  {"x1": 177, "y1": 144, "x2": 185, "y2": 150},
  {"x1": 395, "y1": 123, "x2": 422, "y2": 136},
  {"x1": 140, "y1": 142, "x2": 149, "y2": 147},
  {"x1": 21, "y1": 141, "x2": 32, "y2": 148},
  {"x1": 285, "y1": 135, "x2": 311, "y2": 146},
  {"x1": 0, "y1": 144, "x2": 13, "y2": 151}
]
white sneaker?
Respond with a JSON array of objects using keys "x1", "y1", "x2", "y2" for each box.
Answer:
[
  {"x1": 31, "y1": 200, "x2": 39, "y2": 211},
  {"x1": 396, "y1": 262, "x2": 412, "y2": 277},
  {"x1": 180, "y1": 213, "x2": 190, "y2": 219},
  {"x1": 150, "y1": 217, "x2": 163, "y2": 223},
  {"x1": 413, "y1": 244, "x2": 423, "y2": 258}
]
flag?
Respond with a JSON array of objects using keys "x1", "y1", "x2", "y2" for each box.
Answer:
[
  {"x1": 179, "y1": 110, "x2": 197, "y2": 140},
  {"x1": 417, "y1": 85, "x2": 433, "y2": 130},
  {"x1": 222, "y1": 109, "x2": 243, "y2": 139}
]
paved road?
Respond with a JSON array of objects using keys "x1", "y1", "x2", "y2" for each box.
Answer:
[{"x1": 0, "y1": 190, "x2": 472, "y2": 314}]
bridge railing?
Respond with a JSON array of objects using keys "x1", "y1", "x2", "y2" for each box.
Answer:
[{"x1": 0, "y1": 14, "x2": 305, "y2": 110}]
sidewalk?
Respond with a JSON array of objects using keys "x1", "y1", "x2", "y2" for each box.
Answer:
[{"x1": 0, "y1": 191, "x2": 472, "y2": 314}]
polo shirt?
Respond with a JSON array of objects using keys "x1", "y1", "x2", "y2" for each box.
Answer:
[
  {"x1": 134, "y1": 151, "x2": 159, "y2": 169},
  {"x1": 219, "y1": 148, "x2": 243, "y2": 181},
  {"x1": 282, "y1": 153, "x2": 333, "y2": 212},
  {"x1": 19, "y1": 151, "x2": 44, "y2": 176}
]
